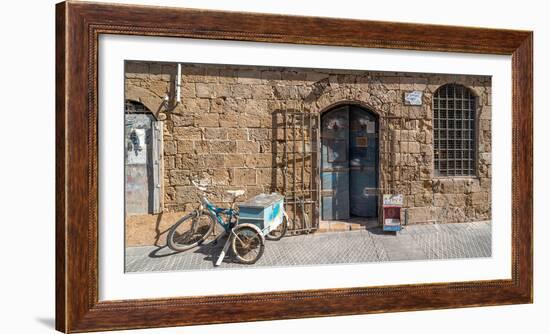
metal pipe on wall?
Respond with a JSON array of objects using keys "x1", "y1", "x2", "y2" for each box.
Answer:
[{"x1": 176, "y1": 63, "x2": 182, "y2": 104}]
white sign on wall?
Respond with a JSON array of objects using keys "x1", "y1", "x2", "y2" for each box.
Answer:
[{"x1": 404, "y1": 90, "x2": 423, "y2": 105}]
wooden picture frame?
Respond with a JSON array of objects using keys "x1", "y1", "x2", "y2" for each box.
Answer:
[{"x1": 56, "y1": 1, "x2": 532, "y2": 332}]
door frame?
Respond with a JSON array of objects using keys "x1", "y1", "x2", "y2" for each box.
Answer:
[{"x1": 316, "y1": 100, "x2": 382, "y2": 225}]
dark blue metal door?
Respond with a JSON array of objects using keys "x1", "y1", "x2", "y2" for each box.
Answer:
[
  {"x1": 349, "y1": 106, "x2": 378, "y2": 217},
  {"x1": 321, "y1": 105, "x2": 378, "y2": 220},
  {"x1": 321, "y1": 107, "x2": 350, "y2": 220}
]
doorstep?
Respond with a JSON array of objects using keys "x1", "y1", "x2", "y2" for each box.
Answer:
[{"x1": 318, "y1": 217, "x2": 379, "y2": 232}]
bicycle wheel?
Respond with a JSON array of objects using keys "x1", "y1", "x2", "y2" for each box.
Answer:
[
  {"x1": 265, "y1": 215, "x2": 288, "y2": 241},
  {"x1": 231, "y1": 225, "x2": 265, "y2": 264},
  {"x1": 167, "y1": 211, "x2": 215, "y2": 252}
]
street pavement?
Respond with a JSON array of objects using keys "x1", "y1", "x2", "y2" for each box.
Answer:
[{"x1": 125, "y1": 221, "x2": 491, "y2": 272}]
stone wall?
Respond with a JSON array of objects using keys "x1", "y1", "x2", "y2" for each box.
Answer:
[{"x1": 124, "y1": 61, "x2": 491, "y2": 245}]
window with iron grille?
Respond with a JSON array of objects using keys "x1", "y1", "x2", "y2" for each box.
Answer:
[{"x1": 433, "y1": 84, "x2": 476, "y2": 176}]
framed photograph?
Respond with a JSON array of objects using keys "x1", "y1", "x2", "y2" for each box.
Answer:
[{"x1": 56, "y1": 1, "x2": 532, "y2": 332}]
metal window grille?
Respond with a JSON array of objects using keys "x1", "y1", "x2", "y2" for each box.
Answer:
[
  {"x1": 433, "y1": 84, "x2": 476, "y2": 176},
  {"x1": 125, "y1": 100, "x2": 150, "y2": 113}
]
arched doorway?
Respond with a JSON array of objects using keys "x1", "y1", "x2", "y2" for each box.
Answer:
[
  {"x1": 320, "y1": 104, "x2": 379, "y2": 220},
  {"x1": 125, "y1": 100, "x2": 163, "y2": 215}
]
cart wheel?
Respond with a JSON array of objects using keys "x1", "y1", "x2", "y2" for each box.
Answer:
[
  {"x1": 231, "y1": 225, "x2": 265, "y2": 264},
  {"x1": 167, "y1": 211, "x2": 215, "y2": 252},
  {"x1": 265, "y1": 215, "x2": 288, "y2": 241}
]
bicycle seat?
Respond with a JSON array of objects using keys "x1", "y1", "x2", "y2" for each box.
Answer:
[{"x1": 226, "y1": 189, "x2": 245, "y2": 198}]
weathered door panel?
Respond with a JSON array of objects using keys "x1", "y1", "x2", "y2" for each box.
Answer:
[
  {"x1": 321, "y1": 107, "x2": 350, "y2": 220},
  {"x1": 321, "y1": 170, "x2": 350, "y2": 220},
  {"x1": 349, "y1": 106, "x2": 379, "y2": 217},
  {"x1": 125, "y1": 113, "x2": 161, "y2": 215}
]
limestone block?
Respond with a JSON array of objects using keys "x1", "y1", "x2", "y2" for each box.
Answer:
[
  {"x1": 179, "y1": 154, "x2": 199, "y2": 169},
  {"x1": 180, "y1": 83, "x2": 195, "y2": 98},
  {"x1": 176, "y1": 140, "x2": 194, "y2": 153},
  {"x1": 259, "y1": 141, "x2": 273, "y2": 153},
  {"x1": 169, "y1": 170, "x2": 190, "y2": 186},
  {"x1": 232, "y1": 169, "x2": 257, "y2": 186},
  {"x1": 236, "y1": 140, "x2": 260, "y2": 153},
  {"x1": 256, "y1": 168, "x2": 274, "y2": 185},
  {"x1": 175, "y1": 186, "x2": 197, "y2": 203},
  {"x1": 195, "y1": 83, "x2": 213, "y2": 98},
  {"x1": 479, "y1": 152, "x2": 491, "y2": 165},
  {"x1": 414, "y1": 193, "x2": 433, "y2": 206},
  {"x1": 238, "y1": 114, "x2": 261, "y2": 128},
  {"x1": 243, "y1": 100, "x2": 268, "y2": 115},
  {"x1": 273, "y1": 85, "x2": 300, "y2": 99},
  {"x1": 201, "y1": 154, "x2": 224, "y2": 168},
  {"x1": 192, "y1": 141, "x2": 209, "y2": 154},
  {"x1": 249, "y1": 128, "x2": 271, "y2": 141},
  {"x1": 407, "y1": 207, "x2": 433, "y2": 223},
  {"x1": 210, "y1": 168, "x2": 231, "y2": 185},
  {"x1": 146, "y1": 81, "x2": 169, "y2": 97},
  {"x1": 173, "y1": 127, "x2": 202, "y2": 140},
  {"x1": 231, "y1": 85, "x2": 253, "y2": 98},
  {"x1": 251, "y1": 85, "x2": 274, "y2": 99},
  {"x1": 203, "y1": 128, "x2": 228, "y2": 140},
  {"x1": 164, "y1": 141, "x2": 176, "y2": 156},
  {"x1": 194, "y1": 113, "x2": 219, "y2": 127},
  {"x1": 433, "y1": 179, "x2": 456, "y2": 193},
  {"x1": 471, "y1": 191, "x2": 489, "y2": 204},
  {"x1": 479, "y1": 119, "x2": 491, "y2": 131},
  {"x1": 171, "y1": 114, "x2": 193, "y2": 127},
  {"x1": 172, "y1": 98, "x2": 209, "y2": 114},
  {"x1": 437, "y1": 206, "x2": 467, "y2": 223},
  {"x1": 399, "y1": 141, "x2": 409, "y2": 152},
  {"x1": 244, "y1": 154, "x2": 272, "y2": 168},
  {"x1": 164, "y1": 156, "x2": 175, "y2": 170},
  {"x1": 224, "y1": 154, "x2": 245, "y2": 168},
  {"x1": 480, "y1": 178, "x2": 491, "y2": 189},
  {"x1": 409, "y1": 142, "x2": 421, "y2": 154},
  {"x1": 208, "y1": 141, "x2": 236, "y2": 154},
  {"x1": 410, "y1": 180, "x2": 432, "y2": 194},
  {"x1": 218, "y1": 112, "x2": 239, "y2": 128},
  {"x1": 210, "y1": 97, "x2": 233, "y2": 114},
  {"x1": 227, "y1": 128, "x2": 249, "y2": 140}
]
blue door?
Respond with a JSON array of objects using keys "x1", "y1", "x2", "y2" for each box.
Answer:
[
  {"x1": 321, "y1": 105, "x2": 378, "y2": 220},
  {"x1": 349, "y1": 106, "x2": 379, "y2": 217}
]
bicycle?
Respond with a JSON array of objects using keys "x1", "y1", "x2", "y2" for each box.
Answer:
[{"x1": 167, "y1": 181, "x2": 287, "y2": 265}]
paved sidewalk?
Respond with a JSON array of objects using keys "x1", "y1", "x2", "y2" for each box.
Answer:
[{"x1": 125, "y1": 221, "x2": 491, "y2": 272}]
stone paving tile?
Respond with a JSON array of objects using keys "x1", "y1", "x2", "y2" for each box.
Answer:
[{"x1": 125, "y1": 221, "x2": 492, "y2": 272}]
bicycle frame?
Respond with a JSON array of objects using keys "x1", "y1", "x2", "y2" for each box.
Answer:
[{"x1": 198, "y1": 196, "x2": 237, "y2": 233}]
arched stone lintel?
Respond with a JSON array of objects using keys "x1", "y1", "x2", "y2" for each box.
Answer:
[
  {"x1": 125, "y1": 85, "x2": 165, "y2": 117},
  {"x1": 312, "y1": 88, "x2": 383, "y2": 118}
]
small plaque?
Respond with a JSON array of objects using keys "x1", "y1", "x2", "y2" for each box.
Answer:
[
  {"x1": 404, "y1": 91, "x2": 423, "y2": 106},
  {"x1": 356, "y1": 136, "x2": 368, "y2": 147}
]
